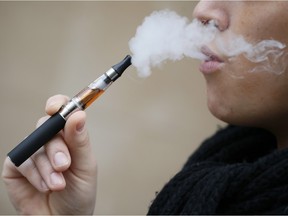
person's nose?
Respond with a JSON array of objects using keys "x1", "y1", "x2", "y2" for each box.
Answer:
[{"x1": 193, "y1": 1, "x2": 230, "y2": 32}]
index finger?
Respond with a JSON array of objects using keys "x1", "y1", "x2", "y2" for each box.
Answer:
[{"x1": 45, "y1": 94, "x2": 70, "y2": 116}]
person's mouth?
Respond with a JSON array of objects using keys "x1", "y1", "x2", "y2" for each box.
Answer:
[{"x1": 199, "y1": 46, "x2": 224, "y2": 74}]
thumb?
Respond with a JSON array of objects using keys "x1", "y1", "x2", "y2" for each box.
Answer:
[{"x1": 63, "y1": 111, "x2": 96, "y2": 175}]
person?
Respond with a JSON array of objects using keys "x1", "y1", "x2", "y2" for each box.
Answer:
[{"x1": 3, "y1": 1, "x2": 288, "y2": 214}]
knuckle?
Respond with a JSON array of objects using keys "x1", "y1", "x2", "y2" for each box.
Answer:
[{"x1": 78, "y1": 130, "x2": 90, "y2": 147}]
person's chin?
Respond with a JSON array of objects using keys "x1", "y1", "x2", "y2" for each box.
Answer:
[
  {"x1": 207, "y1": 97, "x2": 245, "y2": 126},
  {"x1": 207, "y1": 101, "x2": 260, "y2": 128}
]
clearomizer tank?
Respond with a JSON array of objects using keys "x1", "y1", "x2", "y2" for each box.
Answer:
[{"x1": 58, "y1": 72, "x2": 111, "y2": 119}]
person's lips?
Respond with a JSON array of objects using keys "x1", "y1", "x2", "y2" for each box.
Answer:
[{"x1": 199, "y1": 46, "x2": 224, "y2": 74}]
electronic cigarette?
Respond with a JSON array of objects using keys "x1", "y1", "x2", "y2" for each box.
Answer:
[{"x1": 8, "y1": 55, "x2": 132, "y2": 167}]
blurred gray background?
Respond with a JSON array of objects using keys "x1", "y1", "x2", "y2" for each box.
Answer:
[{"x1": 0, "y1": 1, "x2": 225, "y2": 214}]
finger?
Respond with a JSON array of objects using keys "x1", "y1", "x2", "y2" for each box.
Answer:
[
  {"x1": 5, "y1": 156, "x2": 50, "y2": 193},
  {"x1": 32, "y1": 147, "x2": 66, "y2": 191},
  {"x1": 63, "y1": 111, "x2": 97, "y2": 176},
  {"x1": 45, "y1": 94, "x2": 70, "y2": 116},
  {"x1": 45, "y1": 134, "x2": 71, "y2": 172},
  {"x1": 36, "y1": 114, "x2": 69, "y2": 188},
  {"x1": 3, "y1": 116, "x2": 56, "y2": 193},
  {"x1": 38, "y1": 103, "x2": 71, "y2": 171}
]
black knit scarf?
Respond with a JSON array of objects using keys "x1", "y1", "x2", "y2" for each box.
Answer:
[{"x1": 148, "y1": 125, "x2": 288, "y2": 214}]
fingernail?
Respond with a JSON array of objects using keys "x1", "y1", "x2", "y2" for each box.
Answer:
[
  {"x1": 41, "y1": 180, "x2": 49, "y2": 191},
  {"x1": 76, "y1": 120, "x2": 85, "y2": 133},
  {"x1": 54, "y1": 152, "x2": 69, "y2": 167},
  {"x1": 50, "y1": 172, "x2": 63, "y2": 185}
]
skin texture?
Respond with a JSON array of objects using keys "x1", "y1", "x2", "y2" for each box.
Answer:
[
  {"x1": 193, "y1": 1, "x2": 288, "y2": 149},
  {"x1": 2, "y1": 95, "x2": 97, "y2": 214},
  {"x1": 2, "y1": 1, "x2": 288, "y2": 215}
]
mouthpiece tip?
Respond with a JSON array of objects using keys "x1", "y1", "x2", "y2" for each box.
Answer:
[{"x1": 112, "y1": 55, "x2": 132, "y2": 76}]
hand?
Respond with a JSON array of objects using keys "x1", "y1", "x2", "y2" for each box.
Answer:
[{"x1": 2, "y1": 95, "x2": 97, "y2": 215}]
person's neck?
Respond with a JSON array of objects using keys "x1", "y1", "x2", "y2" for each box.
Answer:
[{"x1": 269, "y1": 126, "x2": 288, "y2": 150}]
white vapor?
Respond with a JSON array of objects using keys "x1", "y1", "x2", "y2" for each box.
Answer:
[{"x1": 129, "y1": 10, "x2": 287, "y2": 77}]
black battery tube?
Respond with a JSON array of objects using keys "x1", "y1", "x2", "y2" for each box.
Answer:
[{"x1": 8, "y1": 113, "x2": 66, "y2": 167}]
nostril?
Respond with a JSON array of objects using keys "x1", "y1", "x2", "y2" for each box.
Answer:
[
  {"x1": 201, "y1": 19, "x2": 210, "y2": 25},
  {"x1": 199, "y1": 18, "x2": 227, "y2": 32},
  {"x1": 199, "y1": 19, "x2": 220, "y2": 31},
  {"x1": 213, "y1": 20, "x2": 221, "y2": 30},
  {"x1": 193, "y1": 1, "x2": 229, "y2": 32}
]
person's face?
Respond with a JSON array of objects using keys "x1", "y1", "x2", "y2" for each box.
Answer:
[{"x1": 193, "y1": 1, "x2": 288, "y2": 131}]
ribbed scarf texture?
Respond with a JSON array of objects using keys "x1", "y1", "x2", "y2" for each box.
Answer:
[{"x1": 148, "y1": 125, "x2": 288, "y2": 214}]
